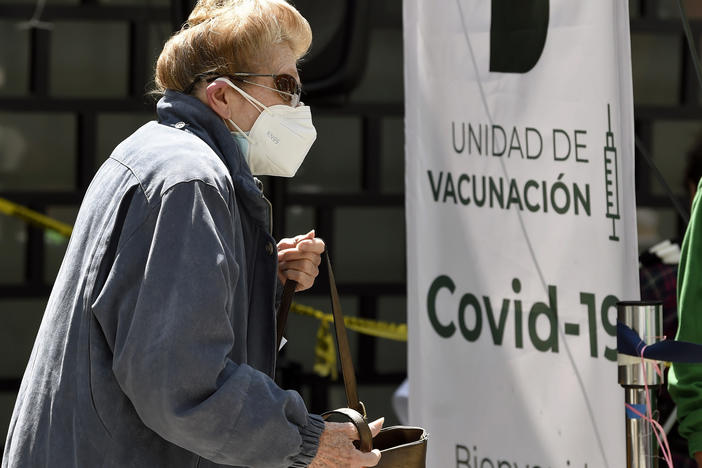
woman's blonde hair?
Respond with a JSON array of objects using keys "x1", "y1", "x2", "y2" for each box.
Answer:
[{"x1": 154, "y1": 0, "x2": 312, "y2": 94}]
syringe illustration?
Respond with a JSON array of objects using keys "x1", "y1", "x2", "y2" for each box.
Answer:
[{"x1": 604, "y1": 104, "x2": 620, "y2": 241}]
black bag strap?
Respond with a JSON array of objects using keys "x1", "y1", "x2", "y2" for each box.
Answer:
[
  {"x1": 275, "y1": 252, "x2": 373, "y2": 453},
  {"x1": 276, "y1": 252, "x2": 366, "y2": 416},
  {"x1": 276, "y1": 280, "x2": 297, "y2": 349},
  {"x1": 324, "y1": 254, "x2": 365, "y2": 417}
]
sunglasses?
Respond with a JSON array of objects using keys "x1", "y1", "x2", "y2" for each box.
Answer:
[
  {"x1": 230, "y1": 73, "x2": 302, "y2": 107},
  {"x1": 186, "y1": 72, "x2": 303, "y2": 107}
]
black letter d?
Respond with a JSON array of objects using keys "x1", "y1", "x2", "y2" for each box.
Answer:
[{"x1": 490, "y1": 0, "x2": 549, "y2": 73}]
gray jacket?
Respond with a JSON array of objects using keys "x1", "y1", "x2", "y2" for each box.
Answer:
[{"x1": 2, "y1": 91, "x2": 325, "y2": 467}]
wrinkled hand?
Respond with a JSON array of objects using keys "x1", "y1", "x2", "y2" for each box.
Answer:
[
  {"x1": 309, "y1": 418, "x2": 384, "y2": 468},
  {"x1": 277, "y1": 230, "x2": 325, "y2": 291}
]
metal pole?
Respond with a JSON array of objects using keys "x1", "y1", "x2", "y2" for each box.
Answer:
[{"x1": 617, "y1": 301, "x2": 663, "y2": 468}]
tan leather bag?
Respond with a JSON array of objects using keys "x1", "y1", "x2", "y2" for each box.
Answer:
[{"x1": 277, "y1": 254, "x2": 428, "y2": 468}]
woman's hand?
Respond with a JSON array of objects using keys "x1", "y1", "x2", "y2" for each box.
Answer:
[
  {"x1": 308, "y1": 418, "x2": 384, "y2": 468},
  {"x1": 277, "y1": 230, "x2": 325, "y2": 291}
]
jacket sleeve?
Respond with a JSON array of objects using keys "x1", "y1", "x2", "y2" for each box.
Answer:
[
  {"x1": 670, "y1": 190, "x2": 702, "y2": 458},
  {"x1": 91, "y1": 180, "x2": 324, "y2": 467}
]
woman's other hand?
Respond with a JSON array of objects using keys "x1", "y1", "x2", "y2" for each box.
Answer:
[{"x1": 308, "y1": 418, "x2": 384, "y2": 468}]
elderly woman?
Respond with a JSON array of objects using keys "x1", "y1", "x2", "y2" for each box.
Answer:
[{"x1": 2, "y1": 1, "x2": 382, "y2": 467}]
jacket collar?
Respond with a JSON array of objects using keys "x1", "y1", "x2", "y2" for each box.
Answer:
[
  {"x1": 156, "y1": 90, "x2": 271, "y2": 231},
  {"x1": 157, "y1": 89, "x2": 246, "y2": 177}
]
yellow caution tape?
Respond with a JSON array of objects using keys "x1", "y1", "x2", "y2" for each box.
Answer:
[
  {"x1": 290, "y1": 303, "x2": 408, "y2": 342},
  {"x1": 291, "y1": 303, "x2": 407, "y2": 380},
  {"x1": 313, "y1": 319, "x2": 338, "y2": 380},
  {"x1": 0, "y1": 197, "x2": 72, "y2": 238}
]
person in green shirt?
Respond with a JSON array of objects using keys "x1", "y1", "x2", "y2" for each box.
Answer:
[{"x1": 669, "y1": 133, "x2": 702, "y2": 466}]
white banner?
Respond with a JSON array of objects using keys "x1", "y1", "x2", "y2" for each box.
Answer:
[{"x1": 404, "y1": 1, "x2": 638, "y2": 467}]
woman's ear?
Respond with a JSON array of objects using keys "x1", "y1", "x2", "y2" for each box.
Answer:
[{"x1": 205, "y1": 80, "x2": 233, "y2": 120}]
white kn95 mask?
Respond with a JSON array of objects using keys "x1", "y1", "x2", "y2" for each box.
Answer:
[{"x1": 212, "y1": 76, "x2": 317, "y2": 177}]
